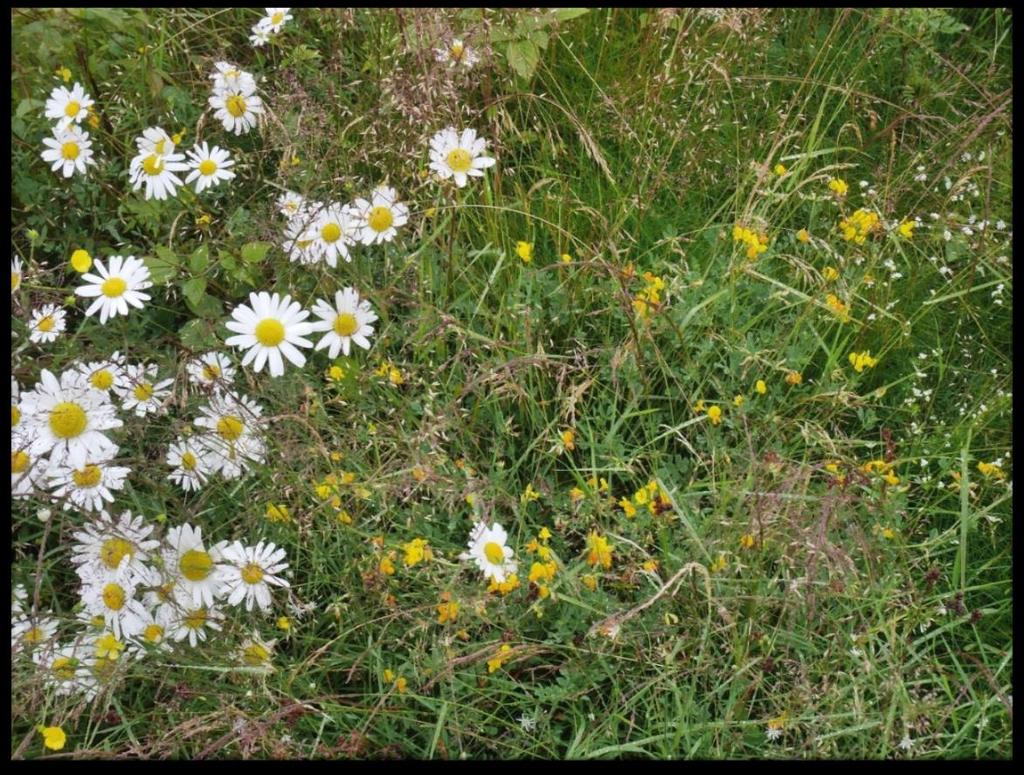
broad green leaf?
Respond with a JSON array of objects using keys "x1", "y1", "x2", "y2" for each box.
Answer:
[
  {"x1": 240, "y1": 241, "x2": 272, "y2": 264},
  {"x1": 507, "y1": 39, "x2": 540, "y2": 79},
  {"x1": 552, "y1": 8, "x2": 589, "y2": 22},
  {"x1": 189, "y1": 244, "x2": 209, "y2": 274},
  {"x1": 145, "y1": 247, "x2": 180, "y2": 285},
  {"x1": 181, "y1": 277, "x2": 207, "y2": 308}
]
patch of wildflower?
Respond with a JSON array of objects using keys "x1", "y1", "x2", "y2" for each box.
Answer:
[
  {"x1": 849, "y1": 351, "x2": 878, "y2": 373},
  {"x1": 839, "y1": 208, "x2": 881, "y2": 244},
  {"x1": 732, "y1": 224, "x2": 769, "y2": 260}
]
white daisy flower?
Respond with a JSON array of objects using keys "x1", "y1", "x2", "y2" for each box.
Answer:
[
  {"x1": 185, "y1": 142, "x2": 236, "y2": 194},
  {"x1": 312, "y1": 203, "x2": 359, "y2": 266},
  {"x1": 11, "y1": 612, "x2": 59, "y2": 652},
  {"x1": 12, "y1": 583, "x2": 28, "y2": 617},
  {"x1": 209, "y1": 86, "x2": 263, "y2": 135},
  {"x1": 282, "y1": 211, "x2": 323, "y2": 265},
  {"x1": 12, "y1": 441, "x2": 46, "y2": 499},
  {"x1": 166, "y1": 437, "x2": 212, "y2": 492},
  {"x1": 70, "y1": 510, "x2": 160, "y2": 586},
  {"x1": 276, "y1": 191, "x2": 305, "y2": 218},
  {"x1": 429, "y1": 126, "x2": 496, "y2": 188},
  {"x1": 210, "y1": 62, "x2": 257, "y2": 94},
  {"x1": 47, "y1": 454, "x2": 131, "y2": 514},
  {"x1": 163, "y1": 523, "x2": 226, "y2": 608},
  {"x1": 249, "y1": 23, "x2": 272, "y2": 47},
  {"x1": 12, "y1": 254, "x2": 24, "y2": 294},
  {"x1": 309, "y1": 287, "x2": 378, "y2": 358},
  {"x1": 186, "y1": 351, "x2": 235, "y2": 388},
  {"x1": 73, "y1": 354, "x2": 127, "y2": 394},
  {"x1": 126, "y1": 605, "x2": 174, "y2": 656},
  {"x1": 169, "y1": 603, "x2": 224, "y2": 647},
  {"x1": 224, "y1": 291, "x2": 314, "y2": 377},
  {"x1": 353, "y1": 186, "x2": 409, "y2": 245},
  {"x1": 218, "y1": 540, "x2": 290, "y2": 612},
  {"x1": 28, "y1": 304, "x2": 67, "y2": 345},
  {"x1": 459, "y1": 521, "x2": 517, "y2": 583},
  {"x1": 134, "y1": 126, "x2": 175, "y2": 157},
  {"x1": 193, "y1": 391, "x2": 267, "y2": 479},
  {"x1": 259, "y1": 7, "x2": 293, "y2": 33},
  {"x1": 434, "y1": 38, "x2": 480, "y2": 69},
  {"x1": 18, "y1": 368, "x2": 121, "y2": 468},
  {"x1": 80, "y1": 574, "x2": 149, "y2": 640},
  {"x1": 75, "y1": 255, "x2": 153, "y2": 325},
  {"x1": 33, "y1": 641, "x2": 99, "y2": 698},
  {"x1": 40, "y1": 124, "x2": 97, "y2": 178},
  {"x1": 129, "y1": 147, "x2": 189, "y2": 200},
  {"x1": 116, "y1": 362, "x2": 173, "y2": 417},
  {"x1": 43, "y1": 82, "x2": 94, "y2": 129}
]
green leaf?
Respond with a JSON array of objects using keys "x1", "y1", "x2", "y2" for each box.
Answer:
[
  {"x1": 181, "y1": 277, "x2": 207, "y2": 308},
  {"x1": 145, "y1": 247, "x2": 180, "y2": 285},
  {"x1": 178, "y1": 318, "x2": 220, "y2": 350},
  {"x1": 507, "y1": 39, "x2": 540, "y2": 79},
  {"x1": 552, "y1": 8, "x2": 589, "y2": 22},
  {"x1": 240, "y1": 241, "x2": 272, "y2": 264},
  {"x1": 189, "y1": 244, "x2": 209, "y2": 274}
]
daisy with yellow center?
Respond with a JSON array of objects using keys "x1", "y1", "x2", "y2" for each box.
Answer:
[
  {"x1": 169, "y1": 604, "x2": 224, "y2": 647},
  {"x1": 47, "y1": 454, "x2": 131, "y2": 514},
  {"x1": 44, "y1": 81, "x2": 94, "y2": 129},
  {"x1": 353, "y1": 186, "x2": 410, "y2": 245},
  {"x1": 217, "y1": 540, "x2": 290, "y2": 612},
  {"x1": 186, "y1": 351, "x2": 236, "y2": 388},
  {"x1": 74, "y1": 355, "x2": 126, "y2": 394},
  {"x1": 75, "y1": 255, "x2": 153, "y2": 324},
  {"x1": 210, "y1": 61, "x2": 257, "y2": 94},
  {"x1": 428, "y1": 127, "x2": 497, "y2": 187},
  {"x1": 276, "y1": 190, "x2": 306, "y2": 218},
  {"x1": 80, "y1": 573, "x2": 150, "y2": 640},
  {"x1": 192, "y1": 390, "x2": 267, "y2": 480},
  {"x1": 225, "y1": 291, "x2": 314, "y2": 378},
  {"x1": 309, "y1": 287, "x2": 378, "y2": 359},
  {"x1": 238, "y1": 635, "x2": 276, "y2": 669},
  {"x1": 135, "y1": 126, "x2": 176, "y2": 157},
  {"x1": 259, "y1": 7, "x2": 293, "y2": 34},
  {"x1": 28, "y1": 304, "x2": 67, "y2": 345},
  {"x1": 11, "y1": 255, "x2": 23, "y2": 294},
  {"x1": 460, "y1": 521, "x2": 518, "y2": 584},
  {"x1": 166, "y1": 437, "x2": 212, "y2": 492},
  {"x1": 185, "y1": 142, "x2": 236, "y2": 193},
  {"x1": 209, "y1": 85, "x2": 263, "y2": 135},
  {"x1": 116, "y1": 362, "x2": 173, "y2": 417},
  {"x1": 128, "y1": 141, "x2": 189, "y2": 200},
  {"x1": 40, "y1": 124, "x2": 96, "y2": 178},
  {"x1": 164, "y1": 523, "x2": 226, "y2": 608},
  {"x1": 70, "y1": 510, "x2": 160, "y2": 585},
  {"x1": 313, "y1": 203, "x2": 359, "y2": 266},
  {"x1": 435, "y1": 37, "x2": 481, "y2": 68},
  {"x1": 11, "y1": 614, "x2": 58, "y2": 653},
  {"x1": 33, "y1": 643, "x2": 98, "y2": 698}
]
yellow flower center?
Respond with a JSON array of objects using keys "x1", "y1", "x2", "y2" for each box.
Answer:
[
  {"x1": 216, "y1": 415, "x2": 244, "y2": 441},
  {"x1": 142, "y1": 154, "x2": 164, "y2": 176},
  {"x1": 243, "y1": 643, "x2": 270, "y2": 666},
  {"x1": 23, "y1": 626, "x2": 46, "y2": 644},
  {"x1": 333, "y1": 312, "x2": 358, "y2": 337},
  {"x1": 180, "y1": 451, "x2": 197, "y2": 470},
  {"x1": 143, "y1": 623, "x2": 164, "y2": 643},
  {"x1": 451, "y1": 41, "x2": 465, "y2": 59},
  {"x1": 64, "y1": 100, "x2": 81, "y2": 117},
  {"x1": 198, "y1": 159, "x2": 217, "y2": 176},
  {"x1": 101, "y1": 276, "x2": 127, "y2": 298},
  {"x1": 320, "y1": 222, "x2": 341, "y2": 243},
  {"x1": 37, "y1": 315, "x2": 55, "y2": 332},
  {"x1": 133, "y1": 382, "x2": 154, "y2": 402},
  {"x1": 254, "y1": 318, "x2": 286, "y2": 347},
  {"x1": 226, "y1": 95, "x2": 247, "y2": 118},
  {"x1": 99, "y1": 537, "x2": 133, "y2": 570},
  {"x1": 12, "y1": 450, "x2": 30, "y2": 474},
  {"x1": 72, "y1": 464, "x2": 102, "y2": 488},
  {"x1": 271, "y1": 11, "x2": 284, "y2": 24},
  {"x1": 184, "y1": 608, "x2": 207, "y2": 630},
  {"x1": 367, "y1": 206, "x2": 393, "y2": 232},
  {"x1": 51, "y1": 656, "x2": 78, "y2": 680},
  {"x1": 49, "y1": 401, "x2": 87, "y2": 438},
  {"x1": 201, "y1": 363, "x2": 221, "y2": 381},
  {"x1": 102, "y1": 583, "x2": 126, "y2": 611},
  {"x1": 484, "y1": 542, "x2": 505, "y2": 564},
  {"x1": 12, "y1": 405, "x2": 21, "y2": 427},
  {"x1": 179, "y1": 549, "x2": 213, "y2": 581},
  {"x1": 446, "y1": 148, "x2": 472, "y2": 173},
  {"x1": 90, "y1": 369, "x2": 114, "y2": 390},
  {"x1": 241, "y1": 563, "x2": 265, "y2": 585},
  {"x1": 61, "y1": 142, "x2": 80, "y2": 160}
]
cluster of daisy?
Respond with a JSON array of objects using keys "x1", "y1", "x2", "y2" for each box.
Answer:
[
  {"x1": 40, "y1": 81, "x2": 97, "y2": 178},
  {"x1": 172, "y1": 388, "x2": 268, "y2": 488},
  {"x1": 250, "y1": 7, "x2": 292, "y2": 47},
  {"x1": 129, "y1": 125, "x2": 237, "y2": 201},
  {"x1": 209, "y1": 62, "x2": 263, "y2": 136},
  {"x1": 14, "y1": 513, "x2": 289, "y2": 700}
]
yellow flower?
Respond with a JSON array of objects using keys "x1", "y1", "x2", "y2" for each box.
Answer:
[
  {"x1": 561, "y1": 253, "x2": 572, "y2": 263},
  {"x1": 785, "y1": 370, "x2": 802, "y2": 386},
  {"x1": 70, "y1": 249, "x2": 92, "y2": 273},
  {"x1": 569, "y1": 486, "x2": 585, "y2": 502},
  {"x1": 560, "y1": 429, "x2": 576, "y2": 452},
  {"x1": 388, "y1": 366, "x2": 404, "y2": 386},
  {"x1": 706, "y1": 405, "x2": 722, "y2": 425},
  {"x1": 336, "y1": 509, "x2": 353, "y2": 525},
  {"x1": 424, "y1": 207, "x2": 437, "y2": 218},
  {"x1": 379, "y1": 552, "x2": 396, "y2": 576},
  {"x1": 56, "y1": 66, "x2": 72, "y2": 83},
  {"x1": 838, "y1": 209, "x2": 881, "y2": 244},
  {"x1": 880, "y1": 526, "x2": 896, "y2": 540},
  {"x1": 733, "y1": 394, "x2": 745, "y2": 407},
  {"x1": 382, "y1": 668, "x2": 395, "y2": 683},
  {"x1": 38, "y1": 725, "x2": 66, "y2": 751},
  {"x1": 796, "y1": 228, "x2": 810, "y2": 243},
  {"x1": 861, "y1": 459, "x2": 891, "y2": 476},
  {"x1": 642, "y1": 559, "x2": 659, "y2": 572},
  {"x1": 528, "y1": 561, "x2": 557, "y2": 585},
  {"x1": 172, "y1": 129, "x2": 186, "y2": 145},
  {"x1": 709, "y1": 553, "x2": 728, "y2": 573},
  {"x1": 487, "y1": 644, "x2": 512, "y2": 673},
  {"x1": 694, "y1": 399, "x2": 706, "y2": 413},
  {"x1": 395, "y1": 676, "x2": 408, "y2": 693},
  {"x1": 828, "y1": 177, "x2": 849, "y2": 197},
  {"x1": 739, "y1": 533, "x2": 755, "y2": 550},
  {"x1": 276, "y1": 616, "x2": 291, "y2": 632},
  {"x1": 825, "y1": 293, "x2": 851, "y2": 323},
  {"x1": 774, "y1": 163, "x2": 787, "y2": 176},
  {"x1": 733, "y1": 224, "x2": 769, "y2": 260},
  {"x1": 436, "y1": 600, "x2": 460, "y2": 624},
  {"x1": 195, "y1": 213, "x2": 212, "y2": 228},
  {"x1": 977, "y1": 461, "x2": 1006, "y2": 481},
  {"x1": 619, "y1": 497, "x2": 637, "y2": 518},
  {"x1": 633, "y1": 487, "x2": 649, "y2": 506},
  {"x1": 265, "y1": 503, "x2": 291, "y2": 523},
  {"x1": 823, "y1": 266, "x2": 840, "y2": 282},
  {"x1": 516, "y1": 241, "x2": 534, "y2": 264},
  {"x1": 401, "y1": 538, "x2": 433, "y2": 568},
  {"x1": 487, "y1": 574, "x2": 521, "y2": 595},
  {"x1": 521, "y1": 483, "x2": 541, "y2": 503},
  {"x1": 585, "y1": 532, "x2": 614, "y2": 570},
  {"x1": 883, "y1": 472, "x2": 900, "y2": 486},
  {"x1": 898, "y1": 219, "x2": 915, "y2": 239},
  {"x1": 94, "y1": 632, "x2": 125, "y2": 661},
  {"x1": 465, "y1": 492, "x2": 477, "y2": 507},
  {"x1": 538, "y1": 527, "x2": 552, "y2": 541},
  {"x1": 755, "y1": 380, "x2": 767, "y2": 395},
  {"x1": 412, "y1": 466, "x2": 428, "y2": 482},
  {"x1": 582, "y1": 574, "x2": 598, "y2": 591},
  {"x1": 327, "y1": 365, "x2": 346, "y2": 382},
  {"x1": 848, "y1": 351, "x2": 878, "y2": 373}
]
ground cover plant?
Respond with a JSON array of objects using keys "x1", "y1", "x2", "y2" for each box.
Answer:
[{"x1": 10, "y1": 7, "x2": 1013, "y2": 760}]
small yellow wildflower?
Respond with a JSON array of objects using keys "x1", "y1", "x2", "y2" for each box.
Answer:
[
  {"x1": 585, "y1": 532, "x2": 614, "y2": 570},
  {"x1": 733, "y1": 394, "x2": 745, "y2": 407},
  {"x1": 641, "y1": 559, "x2": 659, "y2": 572},
  {"x1": 569, "y1": 486, "x2": 585, "y2": 502},
  {"x1": 171, "y1": 129, "x2": 186, "y2": 145},
  {"x1": 882, "y1": 471, "x2": 900, "y2": 487},
  {"x1": 739, "y1": 533, "x2": 755, "y2": 550},
  {"x1": 195, "y1": 213, "x2": 212, "y2": 228},
  {"x1": 411, "y1": 466, "x2": 428, "y2": 482},
  {"x1": 861, "y1": 459, "x2": 891, "y2": 476},
  {"x1": 465, "y1": 492, "x2": 477, "y2": 507},
  {"x1": 94, "y1": 632, "x2": 125, "y2": 661},
  {"x1": 633, "y1": 487, "x2": 649, "y2": 507},
  {"x1": 336, "y1": 509, "x2": 353, "y2": 525},
  {"x1": 733, "y1": 224, "x2": 769, "y2": 260},
  {"x1": 38, "y1": 725, "x2": 66, "y2": 751},
  {"x1": 706, "y1": 405, "x2": 722, "y2": 425},
  {"x1": 619, "y1": 497, "x2": 637, "y2": 518},
  {"x1": 977, "y1": 461, "x2": 1006, "y2": 481},
  {"x1": 56, "y1": 66, "x2": 72, "y2": 82},
  {"x1": 561, "y1": 253, "x2": 572, "y2": 263},
  {"x1": 330, "y1": 451, "x2": 344, "y2": 462},
  {"x1": 785, "y1": 370, "x2": 803, "y2": 386},
  {"x1": 828, "y1": 177, "x2": 848, "y2": 197},
  {"x1": 694, "y1": 399, "x2": 706, "y2": 413},
  {"x1": 379, "y1": 552, "x2": 396, "y2": 576},
  {"x1": 487, "y1": 575, "x2": 520, "y2": 595},
  {"x1": 436, "y1": 599, "x2": 460, "y2": 624},
  {"x1": 521, "y1": 483, "x2": 541, "y2": 503},
  {"x1": 388, "y1": 366, "x2": 404, "y2": 386},
  {"x1": 276, "y1": 616, "x2": 291, "y2": 632},
  {"x1": 516, "y1": 241, "x2": 534, "y2": 264},
  {"x1": 70, "y1": 249, "x2": 92, "y2": 273},
  {"x1": 774, "y1": 163, "x2": 787, "y2": 176},
  {"x1": 327, "y1": 365, "x2": 346, "y2": 382},
  {"x1": 560, "y1": 429, "x2": 576, "y2": 452},
  {"x1": 823, "y1": 266, "x2": 840, "y2": 282},
  {"x1": 709, "y1": 553, "x2": 728, "y2": 574},
  {"x1": 487, "y1": 644, "x2": 513, "y2": 673},
  {"x1": 401, "y1": 538, "x2": 433, "y2": 568},
  {"x1": 880, "y1": 526, "x2": 896, "y2": 540},
  {"x1": 538, "y1": 527, "x2": 552, "y2": 541},
  {"x1": 586, "y1": 476, "x2": 610, "y2": 493},
  {"x1": 394, "y1": 676, "x2": 408, "y2": 693},
  {"x1": 898, "y1": 219, "x2": 915, "y2": 239},
  {"x1": 839, "y1": 209, "x2": 881, "y2": 244},
  {"x1": 755, "y1": 380, "x2": 767, "y2": 395},
  {"x1": 796, "y1": 228, "x2": 810, "y2": 243},
  {"x1": 528, "y1": 561, "x2": 557, "y2": 585},
  {"x1": 265, "y1": 503, "x2": 291, "y2": 523},
  {"x1": 825, "y1": 293, "x2": 851, "y2": 323},
  {"x1": 382, "y1": 668, "x2": 395, "y2": 683},
  {"x1": 848, "y1": 350, "x2": 878, "y2": 373},
  {"x1": 581, "y1": 574, "x2": 598, "y2": 591}
]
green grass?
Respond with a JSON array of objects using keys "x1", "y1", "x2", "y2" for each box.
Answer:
[{"x1": 11, "y1": 8, "x2": 1012, "y2": 760}]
